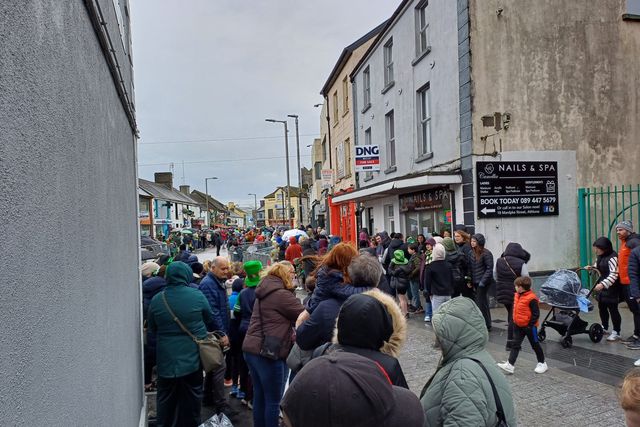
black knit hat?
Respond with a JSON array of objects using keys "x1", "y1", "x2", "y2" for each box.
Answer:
[{"x1": 472, "y1": 233, "x2": 486, "y2": 246}]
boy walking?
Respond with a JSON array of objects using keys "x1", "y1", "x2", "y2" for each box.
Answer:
[{"x1": 497, "y1": 276, "x2": 548, "y2": 374}]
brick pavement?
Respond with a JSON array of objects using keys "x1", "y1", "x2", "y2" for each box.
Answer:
[{"x1": 399, "y1": 313, "x2": 627, "y2": 426}]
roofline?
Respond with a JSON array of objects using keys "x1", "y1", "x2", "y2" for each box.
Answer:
[
  {"x1": 138, "y1": 178, "x2": 199, "y2": 205},
  {"x1": 349, "y1": 0, "x2": 413, "y2": 81},
  {"x1": 320, "y1": 20, "x2": 389, "y2": 96}
]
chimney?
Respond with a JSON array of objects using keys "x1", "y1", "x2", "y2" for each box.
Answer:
[
  {"x1": 179, "y1": 185, "x2": 190, "y2": 195},
  {"x1": 260, "y1": 200, "x2": 265, "y2": 207},
  {"x1": 154, "y1": 172, "x2": 173, "y2": 190}
]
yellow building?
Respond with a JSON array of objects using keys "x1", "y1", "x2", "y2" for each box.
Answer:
[{"x1": 264, "y1": 186, "x2": 308, "y2": 228}]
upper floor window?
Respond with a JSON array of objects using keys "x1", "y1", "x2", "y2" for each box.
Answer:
[
  {"x1": 342, "y1": 76, "x2": 349, "y2": 114},
  {"x1": 332, "y1": 91, "x2": 339, "y2": 124},
  {"x1": 415, "y1": 1, "x2": 429, "y2": 56},
  {"x1": 364, "y1": 128, "x2": 373, "y2": 179},
  {"x1": 385, "y1": 110, "x2": 396, "y2": 168},
  {"x1": 314, "y1": 161, "x2": 322, "y2": 179},
  {"x1": 417, "y1": 85, "x2": 432, "y2": 156},
  {"x1": 321, "y1": 137, "x2": 327, "y2": 162},
  {"x1": 363, "y1": 66, "x2": 371, "y2": 107},
  {"x1": 383, "y1": 39, "x2": 394, "y2": 86}
]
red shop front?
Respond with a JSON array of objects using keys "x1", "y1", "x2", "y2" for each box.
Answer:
[{"x1": 329, "y1": 194, "x2": 357, "y2": 244}]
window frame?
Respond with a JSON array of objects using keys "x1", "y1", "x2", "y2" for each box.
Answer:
[
  {"x1": 417, "y1": 84, "x2": 432, "y2": 157},
  {"x1": 342, "y1": 76, "x2": 349, "y2": 115},
  {"x1": 332, "y1": 91, "x2": 339, "y2": 125},
  {"x1": 415, "y1": 1, "x2": 429, "y2": 56},
  {"x1": 383, "y1": 39, "x2": 394, "y2": 87},
  {"x1": 363, "y1": 66, "x2": 371, "y2": 109},
  {"x1": 385, "y1": 110, "x2": 396, "y2": 169}
]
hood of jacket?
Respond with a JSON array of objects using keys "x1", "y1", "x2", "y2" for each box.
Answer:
[
  {"x1": 432, "y1": 297, "x2": 487, "y2": 363},
  {"x1": 165, "y1": 261, "x2": 193, "y2": 287},
  {"x1": 501, "y1": 242, "x2": 531, "y2": 262},
  {"x1": 388, "y1": 238, "x2": 404, "y2": 251},
  {"x1": 377, "y1": 231, "x2": 391, "y2": 247},
  {"x1": 316, "y1": 267, "x2": 344, "y2": 287},
  {"x1": 255, "y1": 274, "x2": 286, "y2": 299},
  {"x1": 332, "y1": 289, "x2": 406, "y2": 358},
  {"x1": 143, "y1": 276, "x2": 166, "y2": 295}
]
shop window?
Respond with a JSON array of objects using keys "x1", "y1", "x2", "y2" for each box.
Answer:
[{"x1": 384, "y1": 204, "x2": 395, "y2": 233}]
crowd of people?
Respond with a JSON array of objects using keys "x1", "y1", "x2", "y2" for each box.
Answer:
[{"x1": 140, "y1": 218, "x2": 640, "y2": 427}]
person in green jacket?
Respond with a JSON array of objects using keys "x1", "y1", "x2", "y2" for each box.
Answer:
[
  {"x1": 420, "y1": 297, "x2": 516, "y2": 426},
  {"x1": 148, "y1": 261, "x2": 214, "y2": 427}
]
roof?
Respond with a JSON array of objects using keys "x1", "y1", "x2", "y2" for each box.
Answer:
[
  {"x1": 139, "y1": 178, "x2": 199, "y2": 205},
  {"x1": 190, "y1": 189, "x2": 229, "y2": 212},
  {"x1": 320, "y1": 20, "x2": 388, "y2": 96},
  {"x1": 349, "y1": 0, "x2": 412, "y2": 81},
  {"x1": 264, "y1": 185, "x2": 307, "y2": 199}
]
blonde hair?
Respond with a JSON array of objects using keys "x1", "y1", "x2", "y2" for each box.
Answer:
[
  {"x1": 261, "y1": 261, "x2": 295, "y2": 290},
  {"x1": 620, "y1": 369, "x2": 640, "y2": 411},
  {"x1": 202, "y1": 260, "x2": 212, "y2": 275}
]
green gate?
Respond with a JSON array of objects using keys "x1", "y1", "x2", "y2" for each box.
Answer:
[{"x1": 578, "y1": 185, "x2": 640, "y2": 286}]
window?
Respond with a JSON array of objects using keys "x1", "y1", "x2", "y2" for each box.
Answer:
[
  {"x1": 321, "y1": 137, "x2": 327, "y2": 162},
  {"x1": 344, "y1": 138, "x2": 351, "y2": 176},
  {"x1": 314, "y1": 161, "x2": 322, "y2": 179},
  {"x1": 415, "y1": 1, "x2": 429, "y2": 56},
  {"x1": 342, "y1": 76, "x2": 349, "y2": 114},
  {"x1": 332, "y1": 91, "x2": 339, "y2": 124},
  {"x1": 364, "y1": 128, "x2": 373, "y2": 179},
  {"x1": 385, "y1": 111, "x2": 396, "y2": 168},
  {"x1": 384, "y1": 204, "x2": 395, "y2": 233},
  {"x1": 268, "y1": 209, "x2": 274, "y2": 219},
  {"x1": 363, "y1": 66, "x2": 371, "y2": 107},
  {"x1": 383, "y1": 39, "x2": 394, "y2": 86},
  {"x1": 175, "y1": 203, "x2": 179, "y2": 219},
  {"x1": 417, "y1": 85, "x2": 432, "y2": 155}
]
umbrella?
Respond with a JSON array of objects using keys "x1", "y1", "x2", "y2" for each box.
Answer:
[
  {"x1": 282, "y1": 229, "x2": 308, "y2": 241},
  {"x1": 180, "y1": 229, "x2": 194, "y2": 234}
]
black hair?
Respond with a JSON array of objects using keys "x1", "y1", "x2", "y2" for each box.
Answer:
[{"x1": 409, "y1": 243, "x2": 419, "y2": 251}]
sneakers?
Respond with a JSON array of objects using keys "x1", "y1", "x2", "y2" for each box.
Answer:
[
  {"x1": 634, "y1": 359, "x2": 640, "y2": 367},
  {"x1": 627, "y1": 341, "x2": 640, "y2": 350},
  {"x1": 607, "y1": 331, "x2": 620, "y2": 342},
  {"x1": 229, "y1": 385, "x2": 238, "y2": 397},
  {"x1": 424, "y1": 315, "x2": 431, "y2": 322},
  {"x1": 497, "y1": 361, "x2": 515, "y2": 374},
  {"x1": 414, "y1": 308, "x2": 425, "y2": 314},
  {"x1": 534, "y1": 362, "x2": 548, "y2": 374},
  {"x1": 621, "y1": 335, "x2": 638, "y2": 344},
  {"x1": 236, "y1": 391, "x2": 246, "y2": 400}
]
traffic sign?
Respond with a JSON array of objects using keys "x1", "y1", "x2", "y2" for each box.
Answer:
[{"x1": 476, "y1": 161, "x2": 559, "y2": 218}]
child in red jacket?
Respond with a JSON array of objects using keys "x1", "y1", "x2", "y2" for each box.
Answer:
[{"x1": 497, "y1": 276, "x2": 548, "y2": 374}]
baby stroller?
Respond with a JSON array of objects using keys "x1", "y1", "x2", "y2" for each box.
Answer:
[{"x1": 538, "y1": 269, "x2": 603, "y2": 348}]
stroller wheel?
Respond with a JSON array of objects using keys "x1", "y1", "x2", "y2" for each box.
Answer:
[
  {"x1": 561, "y1": 336, "x2": 573, "y2": 348},
  {"x1": 589, "y1": 323, "x2": 604, "y2": 343},
  {"x1": 538, "y1": 328, "x2": 546, "y2": 343}
]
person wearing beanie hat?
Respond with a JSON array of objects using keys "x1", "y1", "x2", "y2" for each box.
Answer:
[
  {"x1": 281, "y1": 352, "x2": 424, "y2": 427},
  {"x1": 469, "y1": 233, "x2": 494, "y2": 331},
  {"x1": 614, "y1": 221, "x2": 640, "y2": 347},
  {"x1": 141, "y1": 262, "x2": 161, "y2": 279},
  {"x1": 389, "y1": 249, "x2": 412, "y2": 317},
  {"x1": 423, "y1": 243, "x2": 454, "y2": 315}
]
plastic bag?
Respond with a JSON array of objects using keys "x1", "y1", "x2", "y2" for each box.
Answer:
[
  {"x1": 199, "y1": 413, "x2": 234, "y2": 427},
  {"x1": 540, "y1": 269, "x2": 584, "y2": 309}
]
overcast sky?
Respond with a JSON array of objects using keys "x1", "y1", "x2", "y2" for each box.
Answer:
[{"x1": 130, "y1": 0, "x2": 395, "y2": 207}]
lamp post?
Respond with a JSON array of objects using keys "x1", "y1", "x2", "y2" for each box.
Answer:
[
  {"x1": 265, "y1": 118, "x2": 293, "y2": 228},
  {"x1": 248, "y1": 193, "x2": 257, "y2": 227},
  {"x1": 204, "y1": 177, "x2": 218, "y2": 227},
  {"x1": 288, "y1": 114, "x2": 303, "y2": 227}
]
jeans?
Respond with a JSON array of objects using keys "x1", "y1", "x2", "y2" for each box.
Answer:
[
  {"x1": 409, "y1": 280, "x2": 422, "y2": 309},
  {"x1": 623, "y1": 286, "x2": 640, "y2": 337},
  {"x1": 508, "y1": 326, "x2": 545, "y2": 365},
  {"x1": 474, "y1": 283, "x2": 492, "y2": 330},
  {"x1": 156, "y1": 369, "x2": 203, "y2": 427},
  {"x1": 504, "y1": 303, "x2": 514, "y2": 346},
  {"x1": 203, "y1": 363, "x2": 227, "y2": 412},
  {"x1": 598, "y1": 301, "x2": 622, "y2": 333},
  {"x1": 244, "y1": 352, "x2": 289, "y2": 427},
  {"x1": 431, "y1": 295, "x2": 451, "y2": 315}
]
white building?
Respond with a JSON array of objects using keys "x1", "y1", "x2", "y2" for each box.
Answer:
[{"x1": 334, "y1": 0, "x2": 462, "y2": 238}]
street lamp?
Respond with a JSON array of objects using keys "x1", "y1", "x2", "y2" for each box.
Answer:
[
  {"x1": 288, "y1": 114, "x2": 303, "y2": 227},
  {"x1": 205, "y1": 177, "x2": 218, "y2": 227},
  {"x1": 248, "y1": 193, "x2": 257, "y2": 226},
  {"x1": 265, "y1": 118, "x2": 293, "y2": 228}
]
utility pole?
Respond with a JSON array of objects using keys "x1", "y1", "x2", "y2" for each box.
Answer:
[
  {"x1": 248, "y1": 193, "x2": 257, "y2": 227},
  {"x1": 204, "y1": 177, "x2": 218, "y2": 227},
  {"x1": 265, "y1": 118, "x2": 293, "y2": 228},
  {"x1": 288, "y1": 114, "x2": 303, "y2": 227}
]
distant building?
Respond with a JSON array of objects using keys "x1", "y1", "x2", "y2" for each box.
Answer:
[
  {"x1": 227, "y1": 202, "x2": 247, "y2": 228},
  {"x1": 190, "y1": 189, "x2": 229, "y2": 228},
  {"x1": 264, "y1": 186, "x2": 308, "y2": 228}
]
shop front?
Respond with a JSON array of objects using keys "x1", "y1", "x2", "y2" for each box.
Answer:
[
  {"x1": 399, "y1": 187, "x2": 453, "y2": 238},
  {"x1": 329, "y1": 195, "x2": 357, "y2": 244}
]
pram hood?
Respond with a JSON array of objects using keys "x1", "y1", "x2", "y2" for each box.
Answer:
[{"x1": 540, "y1": 269, "x2": 592, "y2": 310}]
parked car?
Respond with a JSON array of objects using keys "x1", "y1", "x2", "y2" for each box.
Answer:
[{"x1": 140, "y1": 236, "x2": 169, "y2": 261}]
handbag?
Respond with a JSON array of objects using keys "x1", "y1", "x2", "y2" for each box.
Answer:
[
  {"x1": 162, "y1": 292, "x2": 224, "y2": 373},
  {"x1": 465, "y1": 358, "x2": 510, "y2": 427},
  {"x1": 257, "y1": 297, "x2": 286, "y2": 361}
]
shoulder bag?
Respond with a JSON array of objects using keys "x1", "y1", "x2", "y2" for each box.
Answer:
[
  {"x1": 465, "y1": 357, "x2": 510, "y2": 427},
  {"x1": 502, "y1": 257, "x2": 519, "y2": 279},
  {"x1": 162, "y1": 292, "x2": 224, "y2": 373},
  {"x1": 257, "y1": 293, "x2": 288, "y2": 361}
]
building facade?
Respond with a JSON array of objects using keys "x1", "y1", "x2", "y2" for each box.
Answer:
[
  {"x1": 190, "y1": 189, "x2": 229, "y2": 228},
  {"x1": 0, "y1": 1, "x2": 143, "y2": 425},
  {"x1": 264, "y1": 186, "x2": 308, "y2": 227}
]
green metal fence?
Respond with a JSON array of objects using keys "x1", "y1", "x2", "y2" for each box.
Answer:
[{"x1": 578, "y1": 185, "x2": 640, "y2": 287}]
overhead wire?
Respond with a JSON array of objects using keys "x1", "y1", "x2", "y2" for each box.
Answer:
[
  {"x1": 138, "y1": 154, "x2": 312, "y2": 167},
  {"x1": 138, "y1": 133, "x2": 320, "y2": 145}
]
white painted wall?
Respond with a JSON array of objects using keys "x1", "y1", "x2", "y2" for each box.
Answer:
[
  {"x1": 473, "y1": 151, "x2": 578, "y2": 272},
  {"x1": 353, "y1": 0, "x2": 460, "y2": 187}
]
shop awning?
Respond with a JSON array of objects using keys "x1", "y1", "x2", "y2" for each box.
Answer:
[{"x1": 331, "y1": 173, "x2": 461, "y2": 204}]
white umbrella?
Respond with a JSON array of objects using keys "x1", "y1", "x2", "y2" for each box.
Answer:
[{"x1": 282, "y1": 229, "x2": 309, "y2": 241}]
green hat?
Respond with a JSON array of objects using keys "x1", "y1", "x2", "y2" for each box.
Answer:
[
  {"x1": 442, "y1": 237, "x2": 456, "y2": 252},
  {"x1": 243, "y1": 260, "x2": 263, "y2": 287},
  {"x1": 407, "y1": 237, "x2": 416, "y2": 244},
  {"x1": 391, "y1": 249, "x2": 408, "y2": 265}
]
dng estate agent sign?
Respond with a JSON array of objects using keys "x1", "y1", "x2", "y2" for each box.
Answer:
[{"x1": 476, "y1": 161, "x2": 559, "y2": 218}]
